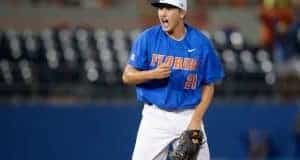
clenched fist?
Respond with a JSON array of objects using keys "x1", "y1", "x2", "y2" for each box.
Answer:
[{"x1": 150, "y1": 63, "x2": 171, "y2": 79}]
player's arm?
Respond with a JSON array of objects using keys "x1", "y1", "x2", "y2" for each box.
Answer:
[
  {"x1": 122, "y1": 63, "x2": 171, "y2": 85},
  {"x1": 187, "y1": 84, "x2": 214, "y2": 130}
]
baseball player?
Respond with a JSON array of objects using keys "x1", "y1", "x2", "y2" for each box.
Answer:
[{"x1": 122, "y1": 0, "x2": 224, "y2": 160}]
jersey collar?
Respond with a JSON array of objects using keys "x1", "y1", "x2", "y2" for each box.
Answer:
[{"x1": 164, "y1": 25, "x2": 187, "y2": 42}]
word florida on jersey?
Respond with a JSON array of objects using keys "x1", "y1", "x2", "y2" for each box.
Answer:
[{"x1": 151, "y1": 53, "x2": 198, "y2": 71}]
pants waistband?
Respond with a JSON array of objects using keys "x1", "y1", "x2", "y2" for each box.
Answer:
[{"x1": 144, "y1": 103, "x2": 194, "y2": 113}]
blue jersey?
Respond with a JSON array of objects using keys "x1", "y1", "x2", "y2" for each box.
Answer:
[{"x1": 128, "y1": 24, "x2": 224, "y2": 110}]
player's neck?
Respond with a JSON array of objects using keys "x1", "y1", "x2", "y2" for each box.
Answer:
[{"x1": 167, "y1": 23, "x2": 186, "y2": 41}]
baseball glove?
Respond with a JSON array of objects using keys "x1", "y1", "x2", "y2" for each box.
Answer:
[{"x1": 169, "y1": 130, "x2": 204, "y2": 160}]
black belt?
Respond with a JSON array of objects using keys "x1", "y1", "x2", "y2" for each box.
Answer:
[
  {"x1": 144, "y1": 102, "x2": 184, "y2": 112},
  {"x1": 145, "y1": 102, "x2": 153, "y2": 105}
]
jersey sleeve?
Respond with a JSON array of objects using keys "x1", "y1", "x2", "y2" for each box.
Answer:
[
  {"x1": 128, "y1": 32, "x2": 149, "y2": 70},
  {"x1": 202, "y1": 41, "x2": 224, "y2": 84}
]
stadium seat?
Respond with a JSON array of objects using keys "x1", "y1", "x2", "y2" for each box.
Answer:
[
  {"x1": 213, "y1": 30, "x2": 227, "y2": 50},
  {"x1": 22, "y1": 30, "x2": 39, "y2": 62},
  {"x1": 6, "y1": 30, "x2": 23, "y2": 61},
  {"x1": 0, "y1": 60, "x2": 13, "y2": 85},
  {"x1": 239, "y1": 50, "x2": 256, "y2": 73},
  {"x1": 229, "y1": 31, "x2": 244, "y2": 50},
  {"x1": 221, "y1": 49, "x2": 238, "y2": 73},
  {"x1": 0, "y1": 28, "x2": 281, "y2": 98},
  {"x1": 111, "y1": 29, "x2": 129, "y2": 72},
  {"x1": 256, "y1": 49, "x2": 274, "y2": 73}
]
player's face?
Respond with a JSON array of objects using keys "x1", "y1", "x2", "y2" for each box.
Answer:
[{"x1": 157, "y1": 4, "x2": 186, "y2": 34}]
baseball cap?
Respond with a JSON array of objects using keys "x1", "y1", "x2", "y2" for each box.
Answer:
[{"x1": 150, "y1": 0, "x2": 187, "y2": 11}]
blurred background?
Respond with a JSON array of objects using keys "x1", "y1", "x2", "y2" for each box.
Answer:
[{"x1": 0, "y1": 0, "x2": 300, "y2": 159}]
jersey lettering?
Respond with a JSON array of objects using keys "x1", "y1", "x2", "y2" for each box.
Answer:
[
  {"x1": 165, "y1": 56, "x2": 174, "y2": 67},
  {"x1": 173, "y1": 57, "x2": 184, "y2": 70},
  {"x1": 151, "y1": 53, "x2": 198, "y2": 71}
]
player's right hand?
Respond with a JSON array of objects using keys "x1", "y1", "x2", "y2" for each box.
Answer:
[{"x1": 151, "y1": 63, "x2": 171, "y2": 79}]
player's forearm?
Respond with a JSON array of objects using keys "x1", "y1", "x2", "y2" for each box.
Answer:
[
  {"x1": 122, "y1": 68, "x2": 154, "y2": 85},
  {"x1": 188, "y1": 84, "x2": 214, "y2": 130}
]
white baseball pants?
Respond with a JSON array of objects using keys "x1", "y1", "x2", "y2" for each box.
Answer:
[{"x1": 132, "y1": 103, "x2": 210, "y2": 160}]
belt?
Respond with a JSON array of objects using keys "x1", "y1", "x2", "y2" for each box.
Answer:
[
  {"x1": 144, "y1": 102, "x2": 191, "y2": 113},
  {"x1": 145, "y1": 102, "x2": 153, "y2": 106}
]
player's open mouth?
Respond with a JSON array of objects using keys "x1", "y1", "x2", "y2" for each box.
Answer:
[{"x1": 161, "y1": 19, "x2": 169, "y2": 28}]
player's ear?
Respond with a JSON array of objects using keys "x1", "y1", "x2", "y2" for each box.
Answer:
[{"x1": 179, "y1": 10, "x2": 186, "y2": 19}]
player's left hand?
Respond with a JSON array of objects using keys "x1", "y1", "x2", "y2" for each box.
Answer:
[
  {"x1": 169, "y1": 130, "x2": 204, "y2": 160},
  {"x1": 187, "y1": 121, "x2": 202, "y2": 130}
]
